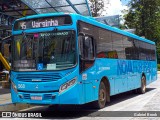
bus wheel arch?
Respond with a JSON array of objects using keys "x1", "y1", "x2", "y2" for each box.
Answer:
[
  {"x1": 101, "y1": 77, "x2": 110, "y2": 102},
  {"x1": 92, "y1": 76, "x2": 110, "y2": 109},
  {"x1": 138, "y1": 73, "x2": 146, "y2": 94},
  {"x1": 142, "y1": 73, "x2": 146, "y2": 79}
]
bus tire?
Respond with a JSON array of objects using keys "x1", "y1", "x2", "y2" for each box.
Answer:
[
  {"x1": 92, "y1": 81, "x2": 107, "y2": 109},
  {"x1": 138, "y1": 76, "x2": 146, "y2": 94}
]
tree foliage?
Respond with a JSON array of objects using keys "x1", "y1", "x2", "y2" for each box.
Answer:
[
  {"x1": 124, "y1": 0, "x2": 160, "y2": 41},
  {"x1": 89, "y1": 0, "x2": 104, "y2": 17},
  {"x1": 124, "y1": 0, "x2": 160, "y2": 62}
]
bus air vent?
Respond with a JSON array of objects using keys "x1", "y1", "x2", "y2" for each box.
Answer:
[
  {"x1": 43, "y1": 94, "x2": 52, "y2": 100},
  {"x1": 16, "y1": 73, "x2": 62, "y2": 82},
  {"x1": 23, "y1": 94, "x2": 30, "y2": 99}
]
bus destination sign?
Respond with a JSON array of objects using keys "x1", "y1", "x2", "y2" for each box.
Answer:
[{"x1": 14, "y1": 16, "x2": 72, "y2": 30}]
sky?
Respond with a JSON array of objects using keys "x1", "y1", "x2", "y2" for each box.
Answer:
[
  {"x1": 101, "y1": 0, "x2": 130, "y2": 16},
  {"x1": 121, "y1": 0, "x2": 130, "y2": 5}
]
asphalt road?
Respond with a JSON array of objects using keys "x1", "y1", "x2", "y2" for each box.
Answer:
[{"x1": 20, "y1": 75, "x2": 160, "y2": 119}]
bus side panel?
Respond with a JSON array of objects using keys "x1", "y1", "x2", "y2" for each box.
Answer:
[
  {"x1": 96, "y1": 59, "x2": 116, "y2": 96},
  {"x1": 129, "y1": 60, "x2": 141, "y2": 90},
  {"x1": 116, "y1": 60, "x2": 129, "y2": 93},
  {"x1": 95, "y1": 59, "x2": 157, "y2": 97},
  {"x1": 145, "y1": 61, "x2": 157, "y2": 85},
  {"x1": 145, "y1": 61, "x2": 152, "y2": 85}
]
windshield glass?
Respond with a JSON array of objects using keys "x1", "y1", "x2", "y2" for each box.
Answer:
[{"x1": 12, "y1": 31, "x2": 76, "y2": 71}]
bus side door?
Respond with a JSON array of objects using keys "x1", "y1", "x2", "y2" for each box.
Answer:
[{"x1": 79, "y1": 34, "x2": 96, "y2": 103}]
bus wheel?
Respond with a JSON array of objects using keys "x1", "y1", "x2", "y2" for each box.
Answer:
[
  {"x1": 93, "y1": 81, "x2": 107, "y2": 109},
  {"x1": 138, "y1": 76, "x2": 146, "y2": 94}
]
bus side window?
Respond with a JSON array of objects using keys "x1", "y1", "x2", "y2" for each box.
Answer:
[
  {"x1": 83, "y1": 36, "x2": 94, "y2": 60},
  {"x1": 78, "y1": 35, "x2": 84, "y2": 58},
  {"x1": 79, "y1": 35, "x2": 94, "y2": 60}
]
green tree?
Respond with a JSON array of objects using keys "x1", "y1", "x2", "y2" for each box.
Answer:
[
  {"x1": 124, "y1": 0, "x2": 160, "y2": 40},
  {"x1": 124, "y1": 0, "x2": 160, "y2": 62},
  {"x1": 89, "y1": 0, "x2": 105, "y2": 17}
]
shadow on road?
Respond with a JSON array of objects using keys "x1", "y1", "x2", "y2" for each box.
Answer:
[
  {"x1": 0, "y1": 88, "x2": 10, "y2": 95},
  {"x1": 25, "y1": 88, "x2": 156, "y2": 118},
  {"x1": 107, "y1": 87, "x2": 156, "y2": 106}
]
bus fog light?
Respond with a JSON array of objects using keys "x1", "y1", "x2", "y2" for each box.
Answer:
[
  {"x1": 59, "y1": 77, "x2": 77, "y2": 93},
  {"x1": 19, "y1": 95, "x2": 23, "y2": 99},
  {"x1": 52, "y1": 95, "x2": 56, "y2": 99}
]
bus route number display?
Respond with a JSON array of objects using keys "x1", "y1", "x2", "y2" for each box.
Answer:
[{"x1": 14, "y1": 15, "x2": 72, "y2": 30}]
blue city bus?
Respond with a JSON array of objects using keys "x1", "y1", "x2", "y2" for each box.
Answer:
[{"x1": 10, "y1": 13, "x2": 157, "y2": 109}]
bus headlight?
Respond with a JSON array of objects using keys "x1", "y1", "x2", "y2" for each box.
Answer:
[
  {"x1": 59, "y1": 77, "x2": 77, "y2": 93},
  {"x1": 11, "y1": 81, "x2": 17, "y2": 93}
]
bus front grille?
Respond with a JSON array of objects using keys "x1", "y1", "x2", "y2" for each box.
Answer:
[
  {"x1": 16, "y1": 73, "x2": 62, "y2": 82},
  {"x1": 22, "y1": 94, "x2": 53, "y2": 100},
  {"x1": 43, "y1": 94, "x2": 52, "y2": 100}
]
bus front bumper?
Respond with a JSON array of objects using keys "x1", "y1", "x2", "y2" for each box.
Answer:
[{"x1": 11, "y1": 83, "x2": 82, "y2": 105}]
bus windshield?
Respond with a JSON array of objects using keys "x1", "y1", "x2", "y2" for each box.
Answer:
[{"x1": 12, "y1": 30, "x2": 76, "y2": 71}]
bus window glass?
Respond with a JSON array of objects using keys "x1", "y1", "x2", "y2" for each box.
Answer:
[
  {"x1": 134, "y1": 39, "x2": 140, "y2": 60},
  {"x1": 97, "y1": 29, "x2": 112, "y2": 58},
  {"x1": 83, "y1": 36, "x2": 94, "y2": 59},
  {"x1": 139, "y1": 41, "x2": 146, "y2": 60},
  {"x1": 112, "y1": 33, "x2": 125, "y2": 59},
  {"x1": 124, "y1": 37, "x2": 134, "y2": 60},
  {"x1": 79, "y1": 22, "x2": 93, "y2": 35},
  {"x1": 12, "y1": 31, "x2": 76, "y2": 71},
  {"x1": 151, "y1": 45, "x2": 156, "y2": 60},
  {"x1": 78, "y1": 35, "x2": 84, "y2": 58}
]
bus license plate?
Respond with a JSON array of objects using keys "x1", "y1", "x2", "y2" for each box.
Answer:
[{"x1": 31, "y1": 96, "x2": 42, "y2": 100}]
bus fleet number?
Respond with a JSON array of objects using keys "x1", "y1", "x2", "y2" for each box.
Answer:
[{"x1": 18, "y1": 84, "x2": 25, "y2": 89}]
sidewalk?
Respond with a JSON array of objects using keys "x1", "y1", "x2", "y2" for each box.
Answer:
[
  {"x1": 0, "y1": 87, "x2": 11, "y2": 105},
  {"x1": 0, "y1": 93, "x2": 11, "y2": 104},
  {"x1": 0, "y1": 87, "x2": 33, "y2": 111}
]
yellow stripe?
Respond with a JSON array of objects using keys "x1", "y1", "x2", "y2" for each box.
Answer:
[{"x1": 0, "y1": 52, "x2": 10, "y2": 71}]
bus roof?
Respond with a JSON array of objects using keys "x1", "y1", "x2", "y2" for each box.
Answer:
[{"x1": 15, "y1": 13, "x2": 155, "y2": 45}]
